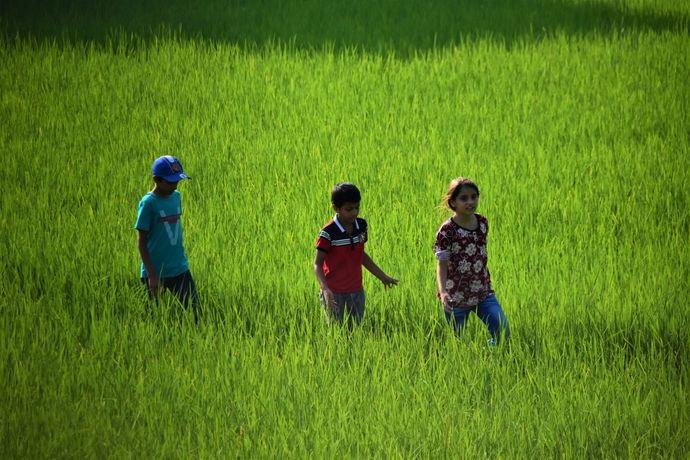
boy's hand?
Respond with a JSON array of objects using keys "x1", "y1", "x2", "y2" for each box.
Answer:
[
  {"x1": 440, "y1": 292, "x2": 454, "y2": 313},
  {"x1": 148, "y1": 275, "x2": 161, "y2": 297},
  {"x1": 321, "y1": 288, "x2": 337, "y2": 311},
  {"x1": 380, "y1": 275, "x2": 398, "y2": 289}
]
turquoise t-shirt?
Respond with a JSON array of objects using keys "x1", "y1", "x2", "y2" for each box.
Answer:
[{"x1": 135, "y1": 191, "x2": 189, "y2": 278}]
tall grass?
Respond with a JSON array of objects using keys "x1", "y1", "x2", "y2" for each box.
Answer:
[{"x1": 1, "y1": 1, "x2": 689, "y2": 457}]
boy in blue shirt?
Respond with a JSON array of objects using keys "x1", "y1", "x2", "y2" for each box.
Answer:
[{"x1": 135, "y1": 155, "x2": 199, "y2": 322}]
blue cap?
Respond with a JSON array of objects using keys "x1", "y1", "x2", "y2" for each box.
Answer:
[{"x1": 152, "y1": 156, "x2": 190, "y2": 182}]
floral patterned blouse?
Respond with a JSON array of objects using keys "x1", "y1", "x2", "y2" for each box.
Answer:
[{"x1": 433, "y1": 214, "x2": 494, "y2": 310}]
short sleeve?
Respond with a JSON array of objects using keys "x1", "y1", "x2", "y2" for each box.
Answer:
[
  {"x1": 135, "y1": 198, "x2": 152, "y2": 232},
  {"x1": 316, "y1": 230, "x2": 331, "y2": 252},
  {"x1": 434, "y1": 225, "x2": 450, "y2": 260}
]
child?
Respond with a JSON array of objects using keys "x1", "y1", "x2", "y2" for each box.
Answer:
[
  {"x1": 135, "y1": 155, "x2": 200, "y2": 322},
  {"x1": 434, "y1": 177, "x2": 509, "y2": 343},
  {"x1": 314, "y1": 182, "x2": 398, "y2": 325}
]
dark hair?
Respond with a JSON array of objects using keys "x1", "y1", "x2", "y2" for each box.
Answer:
[
  {"x1": 440, "y1": 177, "x2": 480, "y2": 211},
  {"x1": 331, "y1": 182, "x2": 361, "y2": 207}
]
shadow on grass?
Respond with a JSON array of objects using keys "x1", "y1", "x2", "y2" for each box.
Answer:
[{"x1": 1, "y1": 0, "x2": 688, "y2": 54}]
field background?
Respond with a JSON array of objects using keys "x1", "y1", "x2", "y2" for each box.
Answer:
[{"x1": 1, "y1": 0, "x2": 689, "y2": 457}]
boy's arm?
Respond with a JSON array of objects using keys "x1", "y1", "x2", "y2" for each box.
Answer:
[
  {"x1": 362, "y1": 251, "x2": 398, "y2": 288},
  {"x1": 314, "y1": 250, "x2": 336, "y2": 310},
  {"x1": 137, "y1": 230, "x2": 159, "y2": 294},
  {"x1": 436, "y1": 259, "x2": 453, "y2": 313}
]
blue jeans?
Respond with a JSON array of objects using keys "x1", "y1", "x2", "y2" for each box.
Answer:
[
  {"x1": 445, "y1": 294, "x2": 509, "y2": 342},
  {"x1": 141, "y1": 270, "x2": 200, "y2": 322}
]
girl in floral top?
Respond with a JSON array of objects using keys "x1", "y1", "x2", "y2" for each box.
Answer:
[{"x1": 434, "y1": 177, "x2": 509, "y2": 343}]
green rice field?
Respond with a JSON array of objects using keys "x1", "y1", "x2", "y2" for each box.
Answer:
[{"x1": 1, "y1": 0, "x2": 689, "y2": 457}]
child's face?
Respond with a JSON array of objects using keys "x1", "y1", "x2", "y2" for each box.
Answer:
[
  {"x1": 334, "y1": 201, "x2": 360, "y2": 225},
  {"x1": 154, "y1": 177, "x2": 179, "y2": 196},
  {"x1": 450, "y1": 186, "x2": 479, "y2": 215}
]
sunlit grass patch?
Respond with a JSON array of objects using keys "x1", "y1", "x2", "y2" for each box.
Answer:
[{"x1": 1, "y1": 1, "x2": 689, "y2": 456}]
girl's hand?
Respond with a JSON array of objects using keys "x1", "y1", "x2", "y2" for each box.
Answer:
[
  {"x1": 380, "y1": 275, "x2": 398, "y2": 289},
  {"x1": 440, "y1": 292, "x2": 454, "y2": 313}
]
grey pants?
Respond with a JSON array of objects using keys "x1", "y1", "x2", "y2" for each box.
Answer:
[{"x1": 319, "y1": 289, "x2": 366, "y2": 324}]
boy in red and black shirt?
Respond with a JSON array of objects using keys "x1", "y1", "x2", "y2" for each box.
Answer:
[{"x1": 314, "y1": 183, "x2": 398, "y2": 324}]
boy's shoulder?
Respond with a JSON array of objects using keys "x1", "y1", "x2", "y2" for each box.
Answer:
[
  {"x1": 320, "y1": 217, "x2": 368, "y2": 229},
  {"x1": 138, "y1": 192, "x2": 154, "y2": 207},
  {"x1": 138, "y1": 191, "x2": 181, "y2": 206},
  {"x1": 320, "y1": 218, "x2": 336, "y2": 231},
  {"x1": 319, "y1": 217, "x2": 368, "y2": 237}
]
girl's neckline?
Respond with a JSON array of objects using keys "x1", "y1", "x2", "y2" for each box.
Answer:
[{"x1": 450, "y1": 215, "x2": 479, "y2": 231}]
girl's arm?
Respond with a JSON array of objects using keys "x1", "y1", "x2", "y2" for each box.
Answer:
[
  {"x1": 436, "y1": 259, "x2": 453, "y2": 313},
  {"x1": 314, "y1": 250, "x2": 336, "y2": 310},
  {"x1": 363, "y1": 251, "x2": 398, "y2": 288}
]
